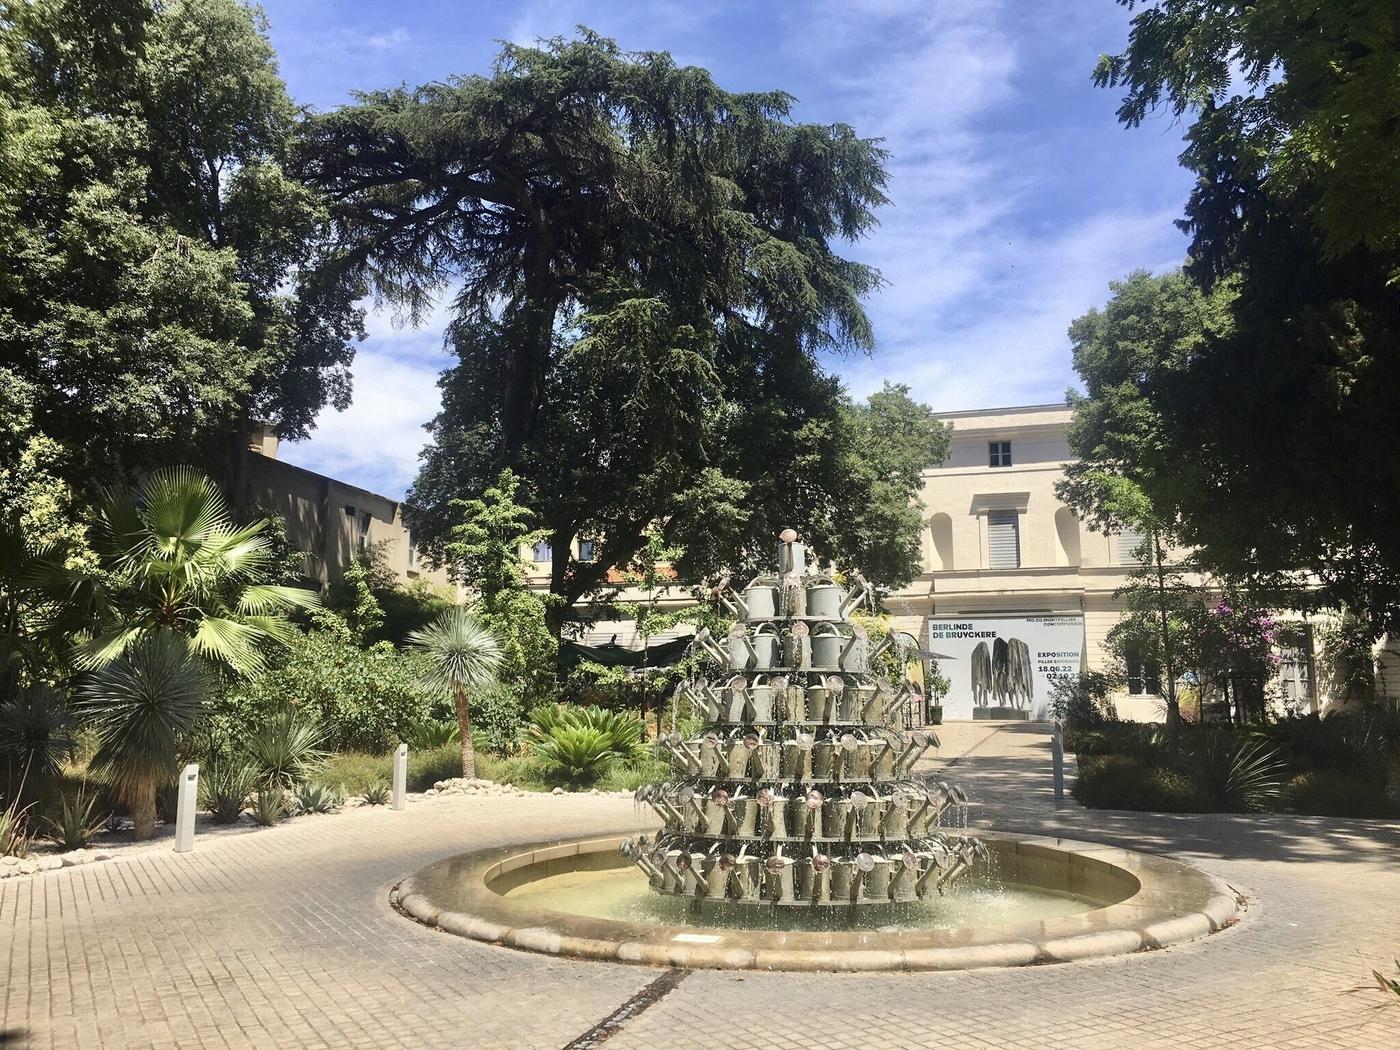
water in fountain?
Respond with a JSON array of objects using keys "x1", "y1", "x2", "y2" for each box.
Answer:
[{"x1": 622, "y1": 531, "x2": 988, "y2": 924}]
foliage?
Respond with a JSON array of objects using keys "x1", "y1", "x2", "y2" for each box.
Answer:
[
  {"x1": 0, "y1": 0, "x2": 362, "y2": 505},
  {"x1": 1286, "y1": 770, "x2": 1400, "y2": 819},
  {"x1": 596, "y1": 752, "x2": 673, "y2": 793},
  {"x1": 79, "y1": 468, "x2": 321, "y2": 675},
  {"x1": 1186, "y1": 733, "x2": 1290, "y2": 810},
  {"x1": 240, "y1": 709, "x2": 327, "y2": 791},
  {"x1": 0, "y1": 684, "x2": 76, "y2": 778},
  {"x1": 249, "y1": 788, "x2": 285, "y2": 826},
  {"x1": 407, "y1": 719, "x2": 460, "y2": 750},
  {"x1": 320, "y1": 744, "x2": 468, "y2": 796},
  {"x1": 408, "y1": 608, "x2": 503, "y2": 779},
  {"x1": 40, "y1": 784, "x2": 108, "y2": 850},
  {"x1": 77, "y1": 631, "x2": 210, "y2": 839},
  {"x1": 1365, "y1": 958, "x2": 1400, "y2": 1007},
  {"x1": 1073, "y1": 754, "x2": 1207, "y2": 813},
  {"x1": 1050, "y1": 671, "x2": 1119, "y2": 730},
  {"x1": 198, "y1": 754, "x2": 254, "y2": 824},
  {"x1": 360, "y1": 780, "x2": 391, "y2": 806},
  {"x1": 1078, "y1": 5, "x2": 1400, "y2": 634},
  {"x1": 291, "y1": 781, "x2": 342, "y2": 815},
  {"x1": 324, "y1": 543, "x2": 454, "y2": 646},
  {"x1": 221, "y1": 612, "x2": 436, "y2": 753},
  {"x1": 0, "y1": 517, "x2": 93, "y2": 690},
  {"x1": 464, "y1": 685, "x2": 523, "y2": 755}
]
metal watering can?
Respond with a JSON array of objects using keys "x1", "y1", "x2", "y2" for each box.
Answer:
[
  {"x1": 764, "y1": 852, "x2": 796, "y2": 903},
  {"x1": 797, "y1": 851, "x2": 832, "y2": 904},
  {"x1": 776, "y1": 529, "x2": 806, "y2": 575},
  {"x1": 723, "y1": 675, "x2": 749, "y2": 722},
  {"x1": 714, "y1": 576, "x2": 780, "y2": 621},
  {"x1": 780, "y1": 572, "x2": 807, "y2": 618},
  {"x1": 840, "y1": 625, "x2": 871, "y2": 673},
  {"x1": 809, "y1": 622, "x2": 845, "y2": 670},
  {"x1": 746, "y1": 675, "x2": 777, "y2": 722},
  {"x1": 799, "y1": 788, "x2": 824, "y2": 839},
  {"x1": 783, "y1": 732, "x2": 815, "y2": 778},
  {"x1": 785, "y1": 622, "x2": 811, "y2": 670},
  {"x1": 805, "y1": 676, "x2": 842, "y2": 723}
]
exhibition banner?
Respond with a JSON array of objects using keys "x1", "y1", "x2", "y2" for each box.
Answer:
[{"x1": 925, "y1": 615, "x2": 1085, "y2": 721}]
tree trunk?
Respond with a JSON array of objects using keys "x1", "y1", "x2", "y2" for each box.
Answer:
[
  {"x1": 1153, "y1": 531, "x2": 1181, "y2": 731},
  {"x1": 453, "y1": 683, "x2": 476, "y2": 779},
  {"x1": 128, "y1": 780, "x2": 156, "y2": 841}
]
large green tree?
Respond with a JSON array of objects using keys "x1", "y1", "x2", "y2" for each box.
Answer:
[
  {"x1": 296, "y1": 32, "x2": 937, "y2": 620},
  {"x1": 1070, "y1": 3, "x2": 1400, "y2": 634},
  {"x1": 0, "y1": 0, "x2": 362, "y2": 508}
]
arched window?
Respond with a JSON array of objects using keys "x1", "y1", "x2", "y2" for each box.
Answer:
[
  {"x1": 929, "y1": 513, "x2": 954, "y2": 571},
  {"x1": 1054, "y1": 507, "x2": 1081, "y2": 567}
]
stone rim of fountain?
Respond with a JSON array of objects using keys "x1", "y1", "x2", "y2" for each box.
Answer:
[{"x1": 394, "y1": 832, "x2": 1242, "y2": 972}]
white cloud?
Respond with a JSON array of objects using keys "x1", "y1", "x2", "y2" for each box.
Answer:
[{"x1": 365, "y1": 27, "x2": 410, "y2": 52}]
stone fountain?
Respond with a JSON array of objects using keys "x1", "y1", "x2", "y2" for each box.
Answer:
[{"x1": 624, "y1": 530, "x2": 985, "y2": 917}]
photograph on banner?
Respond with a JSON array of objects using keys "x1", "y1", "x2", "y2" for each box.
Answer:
[{"x1": 924, "y1": 616, "x2": 1085, "y2": 721}]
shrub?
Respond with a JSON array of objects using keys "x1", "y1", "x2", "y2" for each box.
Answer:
[
  {"x1": 1, "y1": 798, "x2": 34, "y2": 858},
  {"x1": 292, "y1": 782, "x2": 342, "y2": 815},
  {"x1": 0, "y1": 684, "x2": 77, "y2": 778},
  {"x1": 242, "y1": 710, "x2": 327, "y2": 790},
  {"x1": 471, "y1": 684, "x2": 525, "y2": 754},
  {"x1": 40, "y1": 785, "x2": 107, "y2": 850},
  {"x1": 218, "y1": 615, "x2": 438, "y2": 753},
  {"x1": 320, "y1": 744, "x2": 466, "y2": 795},
  {"x1": 408, "y1": 718, "x2": 460, "y2": 749},
  {"x1": 528, "y1": 703, "x2": 643, "y2": 759},
  {"x1": 1073, "y1": 754, "x2": 1206, "y2": 812},
  {"x1": 1187, "y1": 732, "x2": 1289, "y2": 811},
  {"x1": 1050, "y1": 671, "x2": 1118, "y2": 730},
  {"x1": 1068, "y1": 722, "x2": 1168, "y2": 761},
  {"x1": 1287, "y1": 770, "x2": 1400, "y2": 818},
  {"x1": 597, "y1": 752, "x2": 672, "y2": 793}
]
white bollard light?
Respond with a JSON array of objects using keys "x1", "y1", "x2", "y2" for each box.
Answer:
[
  {"x1": 174, "y1": 762, "x2": 199, "y2": 853},
  {"x1": 392, "y1": 743, "x2": 408, "y2": 810},
  {"x1": 1051, "y1": 722, "x2": 1065, "y2": 801}
]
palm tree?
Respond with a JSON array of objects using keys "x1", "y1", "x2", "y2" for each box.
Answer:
[
  {"x1": 407, "y1": 608, "x2": 503, "y2": 778},
  {"x1": 80, "y1": 467, "x2": 320, "y2": 675},
  {"x1": 78, "y1": 631, "x2": 209, "y2": 839}
]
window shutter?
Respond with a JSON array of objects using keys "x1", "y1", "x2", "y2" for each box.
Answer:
[
  {"x1": 987, "y1": 509, "x2": 1020, "y2": 568},
  {"x1": 1116, "y1": 526, "x2": 1148, "y2": 565}
]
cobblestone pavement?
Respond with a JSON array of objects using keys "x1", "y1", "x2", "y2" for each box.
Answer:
[{"x1": 4, "y1": 726, "x2": 1399, "y2": 1049}]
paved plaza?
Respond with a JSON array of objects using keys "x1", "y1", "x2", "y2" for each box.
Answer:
[{"x1": 3, "y1": 724, "x2": 1398, "y2": 1049}]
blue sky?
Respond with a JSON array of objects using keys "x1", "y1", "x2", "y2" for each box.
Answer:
[{"x1": 264, "y1": 0, "x2": 1193, "y2": 498}]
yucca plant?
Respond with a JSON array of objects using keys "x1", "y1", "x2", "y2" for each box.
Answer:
[
  {"x1": 199, "y1": 755, "x2": 255, "y2": 824},
  {"x1": 0, "y1": 684, "x2": 77, "y2": 779},
  {"x1": 242, "y1": 709, "x2": 327, "y2": 791},
  {"x1": 291, "y1": 781, "x2": 342, "y2": 815},
  {"x1": 407, "y1": 609, "x2": 503, "y2": 779},
  {"x1": 534, "y1": 726, "x2": 627, "y2": 788},
  {"x1": 40, "y1": 784, "x2": 108, "y2": 850},
  {"x1": 361, "y1": 779, "x2": 392, "y2": 806},
  {"x1": 79, "y1": 467, "x2": 321, "y2": 675},
  {"x1": 1188, "y1": 732, "x2": 1289, "y2": 811},
  {"x1": 249, "y1": 788, "x2": 285, "y2": 826},
  {"x1": 77, "y1": 631, "x2": 209, "y2": 839},
  {"x1": 1, "y1": 797, "x2": 33, "y2": 858}
]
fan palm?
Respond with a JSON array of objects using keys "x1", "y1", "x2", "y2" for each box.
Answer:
[
  {"x1": 80, "y1": 467, "x2": 320, "y2": 676},
  {"x1": 78, "y1": 631, "x2": 209, "y2": 839},
  {"x1": 0, "y1": 684, "x2": 77, "y2": 780},
  {"x1": 407, "y1": 608, "x2": 503, "y2": 778}
]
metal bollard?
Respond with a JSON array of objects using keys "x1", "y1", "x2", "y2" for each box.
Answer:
[
  {"x1": 392, "y1": 743, "x2": 408, "y2": 810},
  {"x1": 1051, "y1": 722, "x2": 1065, "y2": 801},
  {"x1": 174, "y1": 763, "x2": 199, "y2": 853}
]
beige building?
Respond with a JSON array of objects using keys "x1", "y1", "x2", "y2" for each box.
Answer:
[{"x1": 239, "y1": 427, "x2": 457, "y2": 594}]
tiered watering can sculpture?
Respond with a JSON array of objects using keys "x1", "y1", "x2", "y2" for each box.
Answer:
[{"x1": 623, "y1": 531, "x2": 985, "y2": 917}]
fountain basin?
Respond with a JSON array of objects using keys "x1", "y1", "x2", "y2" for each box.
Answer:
[{"x1": 394, "y1": 832, "x2": 1241, "y2": 972}]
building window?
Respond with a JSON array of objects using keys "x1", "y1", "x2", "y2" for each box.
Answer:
[
  {"x1": 531, "y1": 541, "x2": 552, "y2": 563},
  {"x1": 1276, "y1": 627, "x2": 1315, "y2": 708},
  {"x1": 406, "y1": 532, "x2": 418, "y2": 569},
  {"x1": 1116, "y1": 526, "x2": 1148, "y2": 566},
  {"x1": 988, "y1": 441, "x2": 1012, "y2": 467},
  {"x1": 578, "y1": 538, "x2": 597, "y2": 562},
  {"x1": 986, "y1": 509, "x2": 1020, "y2": 569},
  {"x1": 1125, "y1": 650, "x2": 1162, "y2": 696}
]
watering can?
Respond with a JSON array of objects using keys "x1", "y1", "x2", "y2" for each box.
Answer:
[
  {"x1": 724, "y1": 675, "x2": 749, "y2": 722},
  {"x1": 830, "y1": 857, "x2": 858, "y2": 901},
  {"x1": 891, "y1": 850, "x2": 920, "y2": 901},
  {"x1": 783, "y1": 733, "x2": 814, "y2": 778},
  {"x1": 797, "y1": 853, "x2": 832, "y2": 904},
  {"x1": 653, "y1": 848, "x2": 683, "y2": 893},
  {"x1": 805, "y1": 680, "x2": 838, "y2": 724},
  {"x1": 749, "y1": 740, "x2": 781, "y2": 780},
  {"x1": 851, "y1": 789, "x2": 883, "y2": 837},
  {"x1": 732, "y1": 855, "x2": 763, "y2": 901},
  {"x1": 914, "y1": 851, "x2": 945, "y2": 899},
  {"x1": 800, "y1": 789, "x2": 824, "y2": 839},
  {"x1": 697, "y1": 734, "x2": 723, "y2": 777},
  {"x1": 805, "y1": 575, "x2": 843, "y2": 620},
  {"x1": 840, "y1": 626, "x2": 870, "y2": 673},
  {"x1": 811, "y1": 738, "x2": 837, "y2": 779},
  {"x1": 692, "y1": 628, "x2": 729, "y2": 665},
  {"x1": 686, "y1": 679, "x2": 723, "y2": 721},
  {"x1": 658, "y1": 733, "x2": 703, "y2": 776},
  {"x1": 780, "y1": 572, "x2": 807, "y2": 618},
  {"x1": 785, "y1": 622, "x2": 811, "y2": 670},
  {"x1": 778, "y1": 676, "x2": 805, "y2": 721},
  {"x1": 841, "y1": 734, "x2": 872, "y2": 779},
  {"x1": 870, "y1": 737, "x2": 897, "y2": 779},
  {"x1": 776, "y1": 529, "x2": 806, "y2": 575},
  {"x1": 715, "y1": 576, "x2": 779, "y2": 621},
  {"x1": 822, "y1": 796, "x2": 848, "y2": 839},
  {"x1": 882, "y1": 793, "x2": 912, "y2": 839},
  {"x1": 747, "y1": 675, "x2": 776, "y2": 722},
  {"x1": 704, "y1": 852, "x2": 733, "y2": 899},
  {"x1": 750, "y1": 623, "x2": 781, "y2": 670},
  {"x1": 854, "y1": 682, "x2": 881, "y2": 723},
  {"x1": 764, "y1": 853, "x2": 796, "y2": 903},
  {"x1": 727, "y1": 624, "x2": 754, "y2": 671},
  {"x1": 753, "y1": 787, "x2": 784, "y2": 838},
  {"x1": 726, "y1": 737, "x2": 753, "y2": 777},
  {"x1": 835, "y1": 677, "x2": 859, "y2": 722},
  {"x1": 841, "y1": 575, "x2": 873, "y2": 617},
  {"x1": 809, "y1": 622, "x2": 845, "y2": 670},
  {"x1": 894, "y1": 731, "x2": 938, "y2": 775},
  {"x1": 862, "y1": 853, "x2": 892, "y2": 900}
]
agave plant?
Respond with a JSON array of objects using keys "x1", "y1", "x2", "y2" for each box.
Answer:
[
  {"x1": 0, "y1": 797, "x2": 33, "y2": 858},
  {"x1": 242, "y1": 709, "x2": 328, "y2": 791},
  {"x1": 40, "y1": 784, "x2": 108, "y2": 850},
  {"x1": 77, "y1": 631, "x2": 210, "y2": 839},
  {"x1": 360, "y1": 779, "x2": 392, "y2": 806},
  {"x1": 407, "y1": 608, "x2": 503, "y2": 779},
  {"x1": 199, "y1": 754, "x2": 256, "y2": 824},
  {"x1": 79, "y1": 467, "x2": 320, "y2": 675},
  {"x1": 1188, "y1": 732, "x2": 1289, "y2": 811},
  {"x1": 249, "y1": 788, "x2": 285, "y2": 826},
  {"x1": 292, "y1": 781, "x2": 343, "y2": 815}
]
